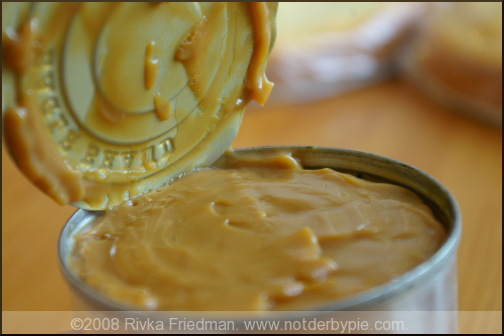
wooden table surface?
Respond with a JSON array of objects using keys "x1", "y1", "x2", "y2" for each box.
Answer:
[{"x1": 2, "y1": 79, "x2": 502, "y2": 334}]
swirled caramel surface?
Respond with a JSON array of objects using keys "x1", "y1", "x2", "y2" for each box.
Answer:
[{"x1": 69, "y1": 155, "x2": 445, "y2": 311}]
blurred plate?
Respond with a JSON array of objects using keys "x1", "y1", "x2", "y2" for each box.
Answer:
[
  {"x1": 267, "y1": 2, "x2": 436, "y2": 104},
  {"x1": 402, "y1": 2, "x2": 502, "y2": 127}
]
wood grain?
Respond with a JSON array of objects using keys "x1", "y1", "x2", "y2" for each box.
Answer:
[{"x1": 2, "y1": 80, "x2": 501, "y2": 333}]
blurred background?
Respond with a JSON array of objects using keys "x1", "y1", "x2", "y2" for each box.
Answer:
[
  {"x1": 2, "y1": 2, "x2": 502, "y2": 334},
  {"x1": 266, "y1": 2, "x2": 502, "y2": 126}
]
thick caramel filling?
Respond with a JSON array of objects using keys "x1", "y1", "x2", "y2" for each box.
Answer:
[{"x1": 70, "y1": 155, "x2": 445, "y2": 311}]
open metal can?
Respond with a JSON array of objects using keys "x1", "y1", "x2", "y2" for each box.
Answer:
[{"x1": 58, "y1": 146, "x2": 461, "y2": 334}]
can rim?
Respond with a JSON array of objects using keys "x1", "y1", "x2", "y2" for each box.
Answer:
[{"x1": 58, "y1": 145, "x2": 461, "y2": 313}]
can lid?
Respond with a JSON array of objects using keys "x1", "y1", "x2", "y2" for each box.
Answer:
[{"x1": 2, "y1": 2, "x2": 277, "y2": 209}]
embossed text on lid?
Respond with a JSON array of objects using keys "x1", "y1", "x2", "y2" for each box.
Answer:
[{"x1": 2, "y1": 2, "x2": 277, "y2": 209}]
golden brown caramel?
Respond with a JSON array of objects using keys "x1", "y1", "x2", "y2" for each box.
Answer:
[{"x1": 70, "y1": 155, "x2": 446, "y2": 311}]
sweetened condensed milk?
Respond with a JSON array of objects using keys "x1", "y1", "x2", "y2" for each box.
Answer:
[{"x1": 69, "y1": 154, "x2": 445, "y2": 311}]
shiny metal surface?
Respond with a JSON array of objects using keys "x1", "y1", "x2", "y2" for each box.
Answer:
[{"x1": 2, "y1": 3, "x2": 278, "y2": 209}]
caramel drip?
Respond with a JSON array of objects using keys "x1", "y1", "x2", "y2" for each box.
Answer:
[
  {"x1": 246, "y1": 2, "x2": 274, "y2": 106},
  {"x1": 3, "y1": 94, "x2": 84, "y2": 205},
  {"x1": 174, "y1": 2, "x2": 276, "y2": 114},
  {"x1": 144, "y1": 40, "x2": 158, "y2": 90},
  {"x1": 153, "y1": 94, "x2": 172, "y2": 121},
  {"x1": 2, "y1": 18, "x2": 37, "y2": 76},
  {"x1": 175, "y1": 14, "x2": 211, "y2": 98}
]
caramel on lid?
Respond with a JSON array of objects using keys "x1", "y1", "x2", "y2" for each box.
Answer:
[{"x1": 2, "y1": 2, "x2": 277, "y2": 209}]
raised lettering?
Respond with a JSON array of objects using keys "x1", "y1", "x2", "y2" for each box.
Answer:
[
  {"x1": 82, "y1": 144, "x2": 100, "y2": 166},
  {"x1": 42, "y1": 97, "x2": 59, "y2": 119},
  {"x1": 47, "y1": 113, "x2": 69, "y2": 134},
  {"x1": 39, "y1": 70, "x2": 55, "y2": 90},
  {"x1": 121, "y1": 151, "x2": 138, "y2": 169},
  {"x1": 102, "y1": 150, "x2": 118, "y2": 169},
  {"x1": 142, "y1": 145, "x2": 156, "y2": 169},
  {"x1": 59, "y1": 129, "x2": 79, "y2": 151},
  {"x1": 140, "y1": 137, "x2": 174, "y2": 169},
  {"x1": 38, "y1": 50, "x2": 54, "y2": 66},
  {"x1": 161, "y1": 137, "x2": 174, "y2": 155}
]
